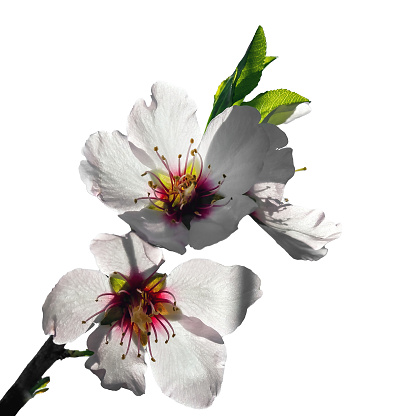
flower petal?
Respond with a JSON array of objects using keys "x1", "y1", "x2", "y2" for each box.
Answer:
[
  {"x1": 42, "y1": 269, "x2": 111, "y2": 344},
  {"x1": 149, "y1": 321, "x2": 226, "y2": 408},
  {"x1": 119, "y1": 209, "x2": 189, "y2": 254},
  {"x1": 248, "y1": 146, "x2": 294, "y2": 202},
  {"x1": 127, "y1": 82, "x2": 200, "y2": 168},
  {"x1": 198, "y1": 106, "x2": 269, "y2": 195},
  {"x1": 256, "y1": 134, "x2": 295, "y2": 186},
  {"x1": 90, "y1": 231, "x2": 164, "y2": 280},
  {"x1": 178, "y1": 315, "x2": 224, "y2": 344},
  {"x1": 189, "y1": 194, "x2": 257, "y2": 249},
  {"x1": 85, "y1": 324, "x2": 147, "y2": 396},
  {"x1": 167, "y1": 259, "x2": 262, "y2": 336},
  {"x1": 253, "y1": 202, "x2": 342, "y2": 260},
  {"x1": 80, "y1": 130, "x2": 148, "y2": 214}
]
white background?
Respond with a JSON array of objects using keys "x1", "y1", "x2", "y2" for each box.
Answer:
[{"x1": 0, "y1": 1, "x2": 415, "y2": 415}]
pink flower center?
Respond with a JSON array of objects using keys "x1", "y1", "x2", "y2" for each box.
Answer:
[
  {"x1": 82, "y1": 271, "x2": 179, "y2": 362},
  {"x1": 135, "y1": 139, "x2": 228, "y2": 228}
]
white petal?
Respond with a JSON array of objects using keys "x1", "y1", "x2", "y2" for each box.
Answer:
[
  {"x1": 167, "y1": 259, "x2": 262, "y2": 336},
  {"x1": 150, "y1": 321, "x2": 226, "y2": 408},
  {"x1": 90, "y1": 231, "x2": 164, "y2": 280},
  {"x1": 198, "y1": 106, "x2": 269, "y2": 195},
  {"x1": 253, "y1": 202, "x2": 342, "y2": 260},
  {"x1": 248, "y1": 148, "x2": 294, "y2": 202},
  {"x1": 189, "y1": 194, "x2": 257, "y2": 249},
  {"x1": 85, "y1": 324, "x2": 147, "y2": 396},
  {"x1": 257, "y1": 141, "x2": 295, "y2": 185},
  {"x1": 127, "y1": 82, "x2": 200, "y2": 168},
  {"x1": 261, "y1": 122, "x2": 288, "y2": 149},
  {"x1": 249, "y1": 182, "x2": 286, "y2": 202},
  {"x1": 119, "y1": 209, "x2": 189, "y2": 254},
  {"x1": 42, "y1": 269, "x2": 112, "y2": 344},
  {"x1": 178, "y1": 315, "x2": 224, "y2": 344},
  {"x1": 80, "y1": 130, "x2": 148, "y2": 214}
]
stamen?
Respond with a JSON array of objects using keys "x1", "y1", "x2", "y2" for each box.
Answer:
[
  {"x1": 151, "y1": 322, "x2": 158, "y2": 343},
  {"x1": 95, "y1": 293, "x2": 117, "y2": 302},
  {"x1": 183, "y1": 139, "x2": 194, "y2": 176},
  {"x1": 105, "y1": 320, "x2": 119, "y2": 344},
  {"x1": 158, "y1": 314, "x2": 176, "y2": 338},
  {"x1": 144, "y1": 171, "x2": 169, "y2": 192},
  {"x1": 82, "y1": 301, "x2": 122, "y2": 324},
  {"x1": 154, "y1": 315, "x2": 170, "y2": 343},
  {"x1": 123, "y1": 323, "x2": 134, "y2": 359},
  {"x1": 295, "y1": 167, "x2": 307, "y2": 172},
  {"x1": 177, "y1": 154, "x2": 182, "y2": 175},
  {"x1": 147, "y1": 325, "x2": 156, "y2": 362},
  {"x1": 158, "y1": 290, "x2": 176, "y2": 305}
]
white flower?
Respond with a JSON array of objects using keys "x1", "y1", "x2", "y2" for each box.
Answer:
[
  {"x1": 248, "y1": 123, "x2": 341, "y2": 260},
  {"x1": 42, "y1": 232, "x2": 262, "y2": 408},
  {"x1": 80, "y1": 82, "x2": 269, "y2": 253}
]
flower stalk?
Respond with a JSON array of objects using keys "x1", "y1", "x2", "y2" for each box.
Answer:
[{"x1": 0, "y1": 336, "x2": 92, "y2": 416}]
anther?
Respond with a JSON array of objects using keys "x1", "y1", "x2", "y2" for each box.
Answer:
[
  {"x1": 178, "y1": 154, "x2": 182, "y2": 158},
  {"x1": 141, "y1": 172, "x2": 147, "y2": 176},
  {"x1": 120, "y1": 342, "x2": 123, "y2": 346},
  {"x1": 134, "y1": 198, "x2": 138, "y2": 203},
  {"x1": 190, "y1": 138, "x2": 194, "y2": 144},
  {"x1": 147, "y1": 332, "x2": 151, "y2": 336},
  {"x1": 284, "y1": 198, "x2": 289, "y2": 202},
  {"x1": 154, "y1": 146, "x2": 159, "y2": 151},
  {"x1": 82, "y1": 320, "x2": 86, "y2": 324},
  {"x1": 105, "y1": 341, "x2": 109, "y2": 345},
  {"x1": 151, "y1": 357, "x2": 156, "y2": 362},
  {"x1": 121, "y1": 354, "x2": 126, "y2": 360},
  {"x1": 295, "y1": 167, "x2": 307, "y2": 172},
  {"x1": 208, "y1": 164, "x2": 211, "y2": 169},
  {"x1": 137, "y1": 352, "x2": 141, "y2": 357},
  {"x1": 223, "y1": 174, "x2": 226, "y2": 178}
]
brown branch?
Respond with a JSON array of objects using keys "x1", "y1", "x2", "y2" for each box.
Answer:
[{"x1": 0, "y1": 336, "x2": 70, "y2": 416}]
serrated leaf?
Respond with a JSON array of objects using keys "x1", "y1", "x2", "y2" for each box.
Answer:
[
  {"x1": 207, "y1": 25, "x2": 273, "y2": 127},
  {"x1": 264, "y1": 56, "x2": 277, "y2": 69},
  {"x1": 233, "y1": 26, "x2": 267, "y2": 103},
  {"x1": 241, "y1": 89, "x2": 310, "y2": 124}
]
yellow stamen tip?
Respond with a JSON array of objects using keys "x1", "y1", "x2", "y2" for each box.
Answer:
[
  {"x1": 178, "y1": 154, "x2": 182, "y2": 158},
  {"x1": 190, "y1": 138, "x2": 194, "y2": 144},
  {"x1": 154, "y1": 146, "x2": 159, "y2": 151},
  {"x1": 295, "y1": 167, "x2": 307, "y2": 172}
]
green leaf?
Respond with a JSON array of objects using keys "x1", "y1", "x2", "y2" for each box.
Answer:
[
  {"x1": 264, "y1": 56, "x2": 277, "y2": 69},
  {"x1": 207, "y1": 25, "x2": 273, "y2": 127},
  {"x1": 30, "y1": 377, "x2": 50, "y2": 396},
  {"x1": 241, "y1": 89, "x2": 310, "y2": 125},
  {"x1": 233, "y1": 26, "x2": 267, "y2": 103}
]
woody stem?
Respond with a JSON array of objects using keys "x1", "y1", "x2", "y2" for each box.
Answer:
[{"x1": 0, "y1": 336, "x2": 92, "y2": 416}]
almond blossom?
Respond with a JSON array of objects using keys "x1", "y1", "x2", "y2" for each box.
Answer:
[
  {"x1": 80, "y1": 82, "x2": 269, "y2": 254},
  {"x1": 247, "y1": 123, "x2": 341, "y2": 260},
  {"x1": 42, "y1": 232, "x2": 262, "y2": 408}
]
